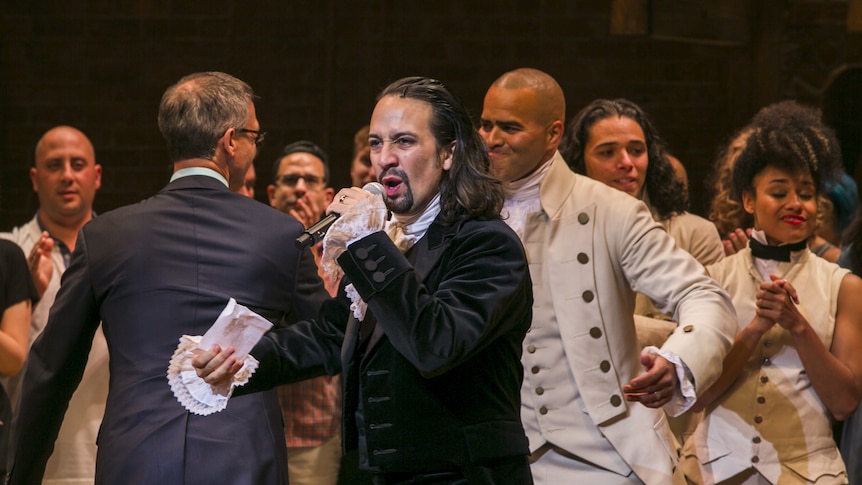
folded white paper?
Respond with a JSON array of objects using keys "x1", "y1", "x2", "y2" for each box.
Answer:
[
  {"x1": 200, "y1": 297, "x2": 273, "y2": 358},
  {"x1": 167, "y1": 298, "x2": 273, "y2": 415}
]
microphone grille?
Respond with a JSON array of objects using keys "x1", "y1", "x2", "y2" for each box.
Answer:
[{"x1": 362, "y1": 182, "x2": 385, "y2": 198}]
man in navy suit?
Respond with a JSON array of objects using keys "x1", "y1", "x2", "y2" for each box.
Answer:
[
  {"x1": 197, "y1": 77, "x2": 534, "y2": 484},
  {"x1": 9, "y1": 71, "x2": 328, "y2": 484}
]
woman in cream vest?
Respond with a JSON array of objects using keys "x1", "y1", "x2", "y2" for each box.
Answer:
[{"x1": 681, "y1": 103, "x2": 862, "y2": 484}]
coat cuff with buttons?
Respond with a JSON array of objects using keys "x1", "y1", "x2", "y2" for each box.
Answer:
[{"x1": 337, "y1": 231, "x2": 411, "y2": 300}]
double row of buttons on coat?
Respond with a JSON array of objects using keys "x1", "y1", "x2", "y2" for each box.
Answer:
[
  {"x1": 531, "y1": 212, "x2": 623, "y2": 411},
  {"x1": 527, "y1": 329, "x2": 620, "y2": 411}
]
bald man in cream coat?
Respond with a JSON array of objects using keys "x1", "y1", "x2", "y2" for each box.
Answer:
[{"x1": 479, "y1": 68, "x2": 737, "y2": 484}]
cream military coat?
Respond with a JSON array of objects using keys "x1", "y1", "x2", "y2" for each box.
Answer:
[{"x1": 521, "y1": 154, "x2": 737, "y2": 484}]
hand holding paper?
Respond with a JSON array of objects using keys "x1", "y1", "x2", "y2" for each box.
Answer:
[{"x1": 167, "y1": 298, "x2": 273, "y2": 415}]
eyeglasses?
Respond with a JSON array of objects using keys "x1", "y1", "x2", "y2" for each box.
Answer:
[
  {"x1": 236, "y1": 128, "x2": 267, "y2": 146},
  {"x1": 275, "y1": 174, "x2": 325, "y2": 188}
]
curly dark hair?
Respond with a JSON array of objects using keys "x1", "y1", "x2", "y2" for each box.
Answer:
[
  {"x1": 707, "y1": 127, "x2": 755, "y2": 237},
  {"x1": 378, "y1": 76, "x2": 503, "y2": 224},
  {"x1": 731, "y1": 101, "x2": 843, "y2": 204},
  {"x1": 559, "y1": 98, "x2": 687, "y2": 220}
]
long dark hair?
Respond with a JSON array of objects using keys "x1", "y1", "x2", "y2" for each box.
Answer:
[
  {"x1": 378, "y1": 77, "x2": 503, "y2": 224},
  {"x1": 560, "y1": 98, "x2": 687, "y2": 220}
]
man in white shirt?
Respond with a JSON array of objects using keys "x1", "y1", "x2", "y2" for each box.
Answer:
[{"x1": 1, "y1": 125, "x2": 108, "y2": 484}]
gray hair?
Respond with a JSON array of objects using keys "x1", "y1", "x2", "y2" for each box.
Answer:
[{"x1": 158, "y1": 71, "x2": 255, "y2": 162}]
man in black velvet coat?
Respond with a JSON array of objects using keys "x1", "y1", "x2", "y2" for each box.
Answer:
[{"x1": 197, "y1": 77, "x2": 534, "y2": 485}]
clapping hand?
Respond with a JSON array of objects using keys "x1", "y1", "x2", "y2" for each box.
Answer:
[
  {"x1": 756, "y1": 275, "x2": 803, "y2": 334},
  {"x1": 722, "y1": 227, "x2": 751, "y2": 256},
  {"x1": 29, "y1": 231, "x2": 54, "y2": 298}
]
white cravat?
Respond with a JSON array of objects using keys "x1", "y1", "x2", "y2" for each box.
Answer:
[
  {"x1": 501, "y1": 158, "x2": 552, "y2": 241},
  {"x1": 385, "y1": 193, "x2": 441, "y2": 253}
]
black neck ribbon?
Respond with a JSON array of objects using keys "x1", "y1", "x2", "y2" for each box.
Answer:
[{"x1": 749, "y1": 238, "x2": 807, "y2": 262}]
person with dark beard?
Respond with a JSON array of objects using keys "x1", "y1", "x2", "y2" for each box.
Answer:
[{"x1": 195, "y1": 77, "x2": 534, "y2": 484}]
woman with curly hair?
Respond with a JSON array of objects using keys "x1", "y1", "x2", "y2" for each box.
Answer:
[
  {"x1": 708, "y1": 101, "x2": 843, "y2": 263},
  {"x1": 681, "y1": 100, "x2": 862, "y2": 485}
]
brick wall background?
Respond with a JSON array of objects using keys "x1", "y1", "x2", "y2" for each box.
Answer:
[{"x1": 2, "y1": 0, "x2": 860, "y2": 229}]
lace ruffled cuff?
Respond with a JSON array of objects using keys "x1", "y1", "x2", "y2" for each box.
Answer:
[
  {"x1": 321, "y1": 194, "x2": 388, "y2": 283},
  {"x1": 167, "y1": 335, "x2": 260, "y2": 416},
  {"x1": 166, "y1": 298, "x2": 272, "y2": 416}
]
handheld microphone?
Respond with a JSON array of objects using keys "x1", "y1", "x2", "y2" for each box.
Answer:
[{"x1": 294, "y1": 182, "x2": 385, "y2": 249}]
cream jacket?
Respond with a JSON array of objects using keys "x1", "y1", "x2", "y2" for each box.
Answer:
[{"x1": 522, "y1": 154, "x2": 737, "y2": 484}]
